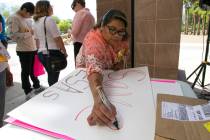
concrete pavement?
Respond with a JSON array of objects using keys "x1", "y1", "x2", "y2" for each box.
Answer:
[
  {"x1": 5, "y1": 43, "x2": 75, "y2": 116},
  {"x1": 179, "y1": 35, "x2": 210, "y2": 88}
]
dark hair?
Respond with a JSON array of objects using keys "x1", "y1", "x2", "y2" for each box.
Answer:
[
  {"x1": 71, "y1": 0, "x2": 86, "y2": 10},
  {"x1": 0, "y1": 14, "x2": 3, "y2": 22},
  {"x1": 33, "y1": 0, "x2": 51, "y2": 21},
  {"x1": 101, "y1": 9, "x2": 127, "y2": 27},
  {"x1": 94, "y1": 9, "x2": 128, "y2": 40},
  {"x1": 20, "y1": 2, "x2": 35, "y2": 15}
]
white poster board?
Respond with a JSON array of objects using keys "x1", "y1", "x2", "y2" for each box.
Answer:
[
  {"x1": 0, "y1": 124, "x2": 55, "y2": 140},
  {"x1": 7, "y1": 67, "x2": 155, "y2": 140}
]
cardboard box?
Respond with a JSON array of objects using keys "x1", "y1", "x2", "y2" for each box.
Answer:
[
  {"x1": 155, "y1": 135, "x2": 171, "y2": 140},
  {"x1": 155, "y1": 94, "x2": 210, "y2": 140}
]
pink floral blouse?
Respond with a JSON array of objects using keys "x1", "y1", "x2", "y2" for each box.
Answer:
[{"x1": 76, "y1": 29, "x2": 129, "y2": 76}]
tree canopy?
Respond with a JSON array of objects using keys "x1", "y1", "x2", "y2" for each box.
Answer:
[{"x1": 183, "y1": 0, "x2": 210, "y2": 35}]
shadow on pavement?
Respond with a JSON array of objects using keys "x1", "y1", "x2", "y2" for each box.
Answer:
[{"x1": 5, "y1": 82, "x2": 25, "y2": 114}]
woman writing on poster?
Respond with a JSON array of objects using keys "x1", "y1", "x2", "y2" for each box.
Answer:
[{"x1": 76, "y1": 9, "x2": 129, "y2": 127}]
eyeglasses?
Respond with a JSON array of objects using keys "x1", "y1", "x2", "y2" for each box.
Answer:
[{"x1": 106, "y1": 25, "x2": 126, "y2": 37}]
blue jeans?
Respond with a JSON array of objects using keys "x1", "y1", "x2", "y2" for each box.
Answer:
[
  {"x1": 38, "y1": 51, "x2": 60, "y2": 86},
  {"x1": 0, "y1": 69, "x2": 6, "y2": 127}
]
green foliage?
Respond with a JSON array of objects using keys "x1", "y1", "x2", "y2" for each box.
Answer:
[
  {"x1": 2, "y1": 11, "x2": 10, "y2": 18},
  {"x1": 182, "y1": 0, "x2": 210, "y2": 35},
  {"x1": 181, "y1": 24, "x2": 185, "y2": 32},
  {"x1": 52, "y1": 16, "x2": 60, "y2": 24},
  {"x1": 58, "y1": 19, "x2": 72, "y2": 33}
]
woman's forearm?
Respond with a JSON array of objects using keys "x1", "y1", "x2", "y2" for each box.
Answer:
[
  {"x1": 87, "y1": 72, "x2": 117, "y2": 126},
  {"x1": 87, "y1": 72, "x2": 103, "y2": 102}
]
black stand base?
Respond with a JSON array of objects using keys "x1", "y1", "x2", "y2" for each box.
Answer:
[
  {"x1": 187, "y1": 18, "x2": 210, "y2": 90},
  {"x1": 187, "y1": 61, "x2": 210, "y2": 89}
]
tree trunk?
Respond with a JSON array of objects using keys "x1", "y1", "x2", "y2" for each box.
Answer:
[
  {"x1": 192, "y1": 14, "x2": 196, "y2": 35},
  {"x1": 197, "y1": 16, "x2": 201, "y2": 35},
  {"x1": 202, "y1": 16, "x2": 206, "y2": 35},
  {"x1": 185, "y1": 10, "x2": 189, "y2": 34},
  {"x1": 207, "y1": 16, "x2": 210, "y2": 35}
]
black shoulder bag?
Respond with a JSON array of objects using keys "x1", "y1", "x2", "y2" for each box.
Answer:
[{"x1": 44, "y1": 16, "x2": 67, "y2": 72}]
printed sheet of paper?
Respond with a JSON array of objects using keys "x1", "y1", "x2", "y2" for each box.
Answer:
[
  {"x1": 162, "y1": 102, "x2": 210, "y2": 121},
  {"x1": 7, "y1": 67, "x2": 155, "y2": 140}
]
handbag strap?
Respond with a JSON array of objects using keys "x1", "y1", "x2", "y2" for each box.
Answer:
[{"x1": 44, "y1": 16, "x2": 49, "y2": 54}]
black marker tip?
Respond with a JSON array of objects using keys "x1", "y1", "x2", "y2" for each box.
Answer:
[{"x1": 113, "y1": 120, "x2": 119, "y2": 130}]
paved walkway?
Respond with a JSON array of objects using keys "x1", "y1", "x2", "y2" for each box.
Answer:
[
  {"x1": 179, "y1": 34, "x2": 210, "y2": 86},
  {"x1": 5, "y1": 43, "x2": 75, "y2": 115}
]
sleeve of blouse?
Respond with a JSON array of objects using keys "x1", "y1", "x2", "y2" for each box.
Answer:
[
  {"x1": 84, "y1": 36, "x2": 104, "y2": 76},
  {"x1": 33, "y1": 25, "x2": 38, "y2": 39},
  {"x1": 46, "y1": 17, "x2": 60, "y2": 38}
]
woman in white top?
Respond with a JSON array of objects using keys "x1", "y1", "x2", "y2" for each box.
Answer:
[{"x1": 33, "y1": 0, "x2": 67, "y2": 86}]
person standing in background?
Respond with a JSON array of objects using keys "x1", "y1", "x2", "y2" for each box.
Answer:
[
  {"x1": 33, "y1": 0, "x2": 67, "y2": 86},
  {"x1": 0, "y1": 14, "x2": 8, "y2": 48},
  {"x1": 69, "y1": 0, "x2": 95, "y2": 62},
  {"x1": 0, "y1": 14, "x2": 13, "y2": 87},
  {"x1": 0, "y1": 14, "x2": 10, "y2": 127},
  {"x1": 7, "y1": 2, "x2": 44, "y2": 100}
]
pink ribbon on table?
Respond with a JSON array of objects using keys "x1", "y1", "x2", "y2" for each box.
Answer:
[{"x1": 5, "y1": 117, "x2": 75, "y2": 140}]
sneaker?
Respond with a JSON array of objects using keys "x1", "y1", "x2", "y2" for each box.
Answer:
[
  {"x1": 34, "y1": 86, "x2": 45, "y2": 94},
  {"x1": 25, "y1": 91, "x2": 36, "y2": 101}
]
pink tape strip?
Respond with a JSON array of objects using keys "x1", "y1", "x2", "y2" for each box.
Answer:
[
  {"x1": 5, "y1": 117, "x2": 74, "y2": 140},
  {"x1": 150, "y1": 79, "x2": 176, "y2": 83}
]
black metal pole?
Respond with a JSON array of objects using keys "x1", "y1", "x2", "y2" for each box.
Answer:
[
  {"x1": 187, "y1": 63, "x2": 203, "y2": 79},
  {"x1": 131, "y1": 0, "x2": 135, "y2": 68},
  {"x1": 204, "y1": 20, "x2": 210, "y2": 62},
  {"x1": 192, "y1": 63, "x2": 204, "y2": 88}
]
